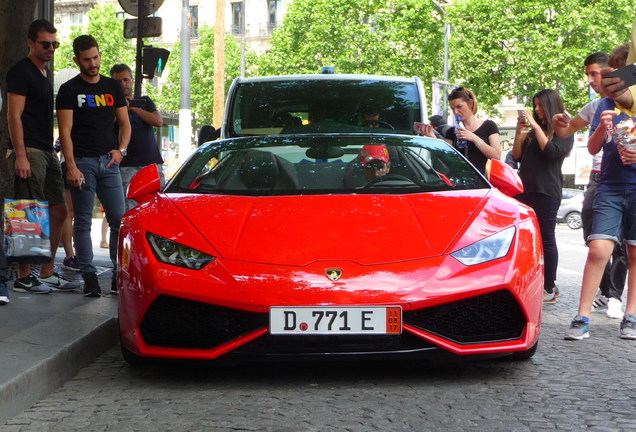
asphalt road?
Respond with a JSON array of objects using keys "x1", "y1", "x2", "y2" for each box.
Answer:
[{"x1": 3, "y1": 225, "x2": 636, "y2": 432}]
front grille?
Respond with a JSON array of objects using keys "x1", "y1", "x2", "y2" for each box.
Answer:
[
  {"x1": 404, "y1": 289, "x2": 526, "y2": 344},
  {"x1": 236, "y1": 332, "x2": 436, "y2": 355},
  {"x1": 139, "y1": 295, "x2": 268, "y2": 349}
]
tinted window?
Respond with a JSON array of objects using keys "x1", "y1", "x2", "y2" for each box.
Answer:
[
  {"x1": 167, "y1": 135, "x2": 489, "y2": 196},
  {"x1": 226, "y1": 79, "x2": 421, "y2": 137}
]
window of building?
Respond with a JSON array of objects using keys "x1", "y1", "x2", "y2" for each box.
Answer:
[
  {"x1": 267, "y1": 0, "x2": 281, "y2": 32},
  {"x1": 189, "y1": 5, "x2": 199, "y2": 38},
  {"x1": 231, "y1": 2, "x2": 244, "y2": 36},
  {"x1": 71, "y1": 12, "x2": 84, "y2": 26}
]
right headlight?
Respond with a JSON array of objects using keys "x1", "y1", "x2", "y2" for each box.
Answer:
[
  {"x1": 451, "y1": 227, "x2": 515, "y2": 266},
  {"x1": 146, "y1": 232, "x2": 215, "y2": 270}
]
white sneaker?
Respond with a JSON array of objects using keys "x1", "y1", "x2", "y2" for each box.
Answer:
[{"x1": 606, "y1": 297, "x2": 623, "y2": 319}]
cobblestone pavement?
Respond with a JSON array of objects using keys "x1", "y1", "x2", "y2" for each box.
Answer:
[{"x1": 3, "y1": 227, "x2": 636, "y2": 432}]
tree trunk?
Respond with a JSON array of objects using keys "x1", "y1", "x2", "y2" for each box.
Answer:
[{"x1": 0, "y1": 0, "x2": 39, "y2": 199}]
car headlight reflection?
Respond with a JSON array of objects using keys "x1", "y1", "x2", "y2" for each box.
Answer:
[
  {"x1": 146, "y1": 232, "x2": 215, "y2": 270},
  {"x1": 451, "y1": 227, "x2": 515, "y2": 266}
]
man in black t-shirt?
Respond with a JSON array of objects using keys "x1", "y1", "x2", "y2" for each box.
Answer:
[
  {"x1": 110, "y1": 63, "x2": 165, "y2": 211},
  {"x1": 56, "y1": 35, "x2": 131, "y2": 297},
  {"x1": 6, "y1": 19, "x2": 79, "y2": 294}
]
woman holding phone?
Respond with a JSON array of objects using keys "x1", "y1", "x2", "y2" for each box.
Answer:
[{"x1": 512, "y1": 89, "x2": 574, "y2": 304}]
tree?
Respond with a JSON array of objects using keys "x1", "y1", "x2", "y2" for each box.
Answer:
[
  {"x1": 54, "y1": 3, "x2": 135, "y2": 73},
  {"x1": 148, "y1": 25, "x2": 255, "y2": 129},
  {"x1": 258, "y1": 0, "x2": 444, "y2": 83},
  {"x1": 446, "y1": 0, "x2": 634, "y2": 116},
  {"x1": 0, "y1": 0, "x2": 40, "y2": 198}
]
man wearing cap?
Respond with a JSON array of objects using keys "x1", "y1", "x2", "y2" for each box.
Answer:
[{"x1": 360, "y1": 145, "x2": 391, "y2": 182}]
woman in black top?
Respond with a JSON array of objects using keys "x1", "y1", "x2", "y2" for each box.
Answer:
[
  {"x1": 446, "y1": 87, "x2": 502, "y2": 174},
  {"x1": 512, "y1": 89, "x2": 574, "y2": 303}
]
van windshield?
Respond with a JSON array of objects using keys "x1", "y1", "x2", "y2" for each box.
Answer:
[{"x1": 226, "y1": 78, "x2": 421, "y2": 137}]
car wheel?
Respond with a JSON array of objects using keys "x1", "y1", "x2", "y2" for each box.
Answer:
[
  {"x1": 566, "y1": 211, "x2": 582, "y2": 230},
  {"x1": 511, "y1": 340, "x2": 538, "y2": 360}
]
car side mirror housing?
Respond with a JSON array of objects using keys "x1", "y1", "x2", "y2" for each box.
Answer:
[
  {"x1": 198, "y1": 125, "x2": 220, "y2": 146},
  {"x1": 485, "y1": 158, "x2": 524, "y2": 197},
  {"x1": 127, "y1": 164, "x2": 161, "y2": 204}
]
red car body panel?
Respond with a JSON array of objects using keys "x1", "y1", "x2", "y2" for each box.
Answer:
[{"x1": 119, "y1": 185, "x2": 543, "y2": 361}]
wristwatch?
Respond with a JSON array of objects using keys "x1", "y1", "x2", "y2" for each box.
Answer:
[{"x1": 119, "y1": 147, "x2": 128, "y2": 157}]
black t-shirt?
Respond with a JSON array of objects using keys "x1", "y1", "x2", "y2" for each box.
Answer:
[
  {"x1": 56, "y1": 74, "x2": 127, "y2": 157},
  {"x1": 6, "y1": 58, "x2": 54, "y2": 152},
  {"x1": 118, "y1": 96, "x2": 164, "y2": 167},
  {"x1": 448, "y1": 119, "x2": 500, "y2": 174}
]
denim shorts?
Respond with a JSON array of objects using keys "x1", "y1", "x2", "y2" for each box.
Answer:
[{"x1": 590, "y1": 189, "x2": 636, "y2": 246}]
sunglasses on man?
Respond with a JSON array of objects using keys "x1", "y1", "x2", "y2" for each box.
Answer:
[{"x1": 36, "y1": 40, "x2": 60, "y2": 50}]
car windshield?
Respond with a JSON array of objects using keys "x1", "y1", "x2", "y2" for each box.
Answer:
[
  {"x1": 226, "y1": 78, "x2": 421, "y2": 137},
  {"x1": 166, "y1": 135, "x2": 489, "y2": 196}
]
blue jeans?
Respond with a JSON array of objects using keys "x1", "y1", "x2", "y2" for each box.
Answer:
[
  {"x1": 590, "y1": 189, "x2": 636, "y2": 246},
  {"x1": 69, "y1": 155, "x2": 125, "y2": 279}
]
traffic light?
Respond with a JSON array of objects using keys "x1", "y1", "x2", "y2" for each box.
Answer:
[{"x1": 142, "y1": 47, "x2": 170, "y2": 79}]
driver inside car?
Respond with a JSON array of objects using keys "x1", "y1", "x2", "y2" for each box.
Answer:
[{"x1": 360, "y1": 145, "x2": 391, "y2": 181}]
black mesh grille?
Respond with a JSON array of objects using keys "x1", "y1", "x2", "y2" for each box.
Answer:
[
  {"x1": 236, "y1": 332, "x2": 436, "y2": 355},
  {"x1": 404, "y1": 289, "x2": 526, "y2": 344},
  {"x1": 139, "y1": 295, "x2": 268, "y2": 349}
]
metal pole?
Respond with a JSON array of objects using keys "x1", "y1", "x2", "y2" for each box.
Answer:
[
  {"x1": 134, "y1": 1, "x2": 145, "y2": 97},
  {"x1": 178, "y1": 0, "x2": 192, "y2": 162},
  {"x1": 213, "y1": 0, "x2": 226, "y2": 129},
  {"x1": 443, "y1": 23, "x2": 450, "y2": 120}
]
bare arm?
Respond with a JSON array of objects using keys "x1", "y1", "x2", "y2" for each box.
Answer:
[
  {"x1": 6, "y1": 93, "x2": 30, "y2": 178},
  {"x1": 58, "y1": 109, "x2": 85, "y2": 189},
  {"x1": 129, "y1": 107, "x2": 163, "y2": 127},
  {"x1": 553, "y1": 114, "x2": 588, "y2": 138},
  {"x1": 108, "y1": 105, "x2": 132, "y2": 168},
  {"x1": 587, "y1": 110, "x2": 617, "y2": 155}
]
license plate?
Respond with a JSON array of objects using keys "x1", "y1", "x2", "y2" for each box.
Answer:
[{"x1": 269, "y1": 306, "x2": 402, "y2": 335}]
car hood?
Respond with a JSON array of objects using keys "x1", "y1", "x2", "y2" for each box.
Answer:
[{"x1": 166, "y1": 190, "x2": 514, "y2": 266}]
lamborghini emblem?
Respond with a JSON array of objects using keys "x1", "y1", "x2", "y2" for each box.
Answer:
[{"x1": 325, "y1": 268, "x2": 342, "y2": 281}]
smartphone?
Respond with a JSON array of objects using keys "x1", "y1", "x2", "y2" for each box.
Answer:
[
  {"x1": 129, "y1": 98, "x2": 147, "y2": 110},
  {"x1": 605, "y1": 63, "x2": 636, "y2": 91}
]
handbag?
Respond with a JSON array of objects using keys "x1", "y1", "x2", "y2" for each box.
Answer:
[{"x1": 3, "y1": 179, "x2": 52, "y2": 264}]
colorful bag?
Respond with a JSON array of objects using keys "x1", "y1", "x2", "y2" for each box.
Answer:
[{"x1": 4, "y1": 198, "x2": 52, "y2": 264}]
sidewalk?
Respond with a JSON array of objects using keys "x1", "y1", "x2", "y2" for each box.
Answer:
[{"x1": 0, "y1": 219, "x2": 119, "y2": 424}]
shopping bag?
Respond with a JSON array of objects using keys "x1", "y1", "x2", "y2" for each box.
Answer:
[{"x1": 4, "y1": 198, "x2": 52, "y2": 264}]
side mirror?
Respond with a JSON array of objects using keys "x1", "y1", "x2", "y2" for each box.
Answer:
[
  {"x1": 127, "y1": 164, "x2": 161, "y2": 204},
  {"x1": 198, "y1": 125, "x2": 220, "y2": 146},
  {"x1": 485, "y1": 158, "x2": 524, "y2": 197}
]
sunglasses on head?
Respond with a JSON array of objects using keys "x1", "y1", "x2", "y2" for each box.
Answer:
[{"x1": 36, "y1": 41, "x2": 60, "y2": 49}]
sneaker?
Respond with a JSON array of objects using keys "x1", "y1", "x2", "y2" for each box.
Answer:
[
  {"x1": 0, "y1": 283, "x2": 9, "y2": 305},
  {"x1": 553, "y1": 286, "x2": 561, "y2": 298},
  {"x1": 564, "y1": 314, "x2": 590, "y2": 340},
  {"x1": 620, "y1": 314, "x2": 636, "y2": 339},
  {"x1": 62, "y1": 256, "x2": 80, "y2": 272},
  {"x1": 38, "y1": 272, "x2": 80, "y2": 291},
  {"x1": 543, "y1": 289, "x2": 557, "y2": 304},
  {"x1": 607, "y1": 298, "x2": 623, "y2": 319},
  {"x1": 592, "y1": 291, "x2": 609, "y2": 312},
  {"x1": 13, "y1": 274, "x2": 52, "y2": 294},
  {"x1": 82, "y1": 272, "x2": 101, "y2": 298}
]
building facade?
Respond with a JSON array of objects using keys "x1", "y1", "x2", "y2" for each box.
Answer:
[{"x1": 53, "y1": 0, "x2": 292, "y2": 53}]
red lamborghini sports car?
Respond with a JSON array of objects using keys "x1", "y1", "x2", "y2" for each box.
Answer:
[{"x1": 118, "y1": 134, "x2": 543, "y2": 364}]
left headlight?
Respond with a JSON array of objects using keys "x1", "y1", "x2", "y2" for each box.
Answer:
[
  {"x1": 146, "y1": 232, "x2": 215, "y2": 270},
  {"x1": 451, "y1": 227, "x2": 515, "y2": 266}
]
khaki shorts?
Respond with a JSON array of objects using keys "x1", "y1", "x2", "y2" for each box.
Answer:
[{"x1": 7, "y1": 148, "x2": 65, "y2": 206}]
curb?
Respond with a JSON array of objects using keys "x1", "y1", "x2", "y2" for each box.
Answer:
[{"x1": 0, "y1": 297, "x2": 118, "y2": 424}]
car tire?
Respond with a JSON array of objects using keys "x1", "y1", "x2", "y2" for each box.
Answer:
[
  {"x1": 511, "y1": 340, "x2": 538, "y2": 360},
  {"x1": 566, "y1": 211, "x2": 582, "y2": 230}
]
